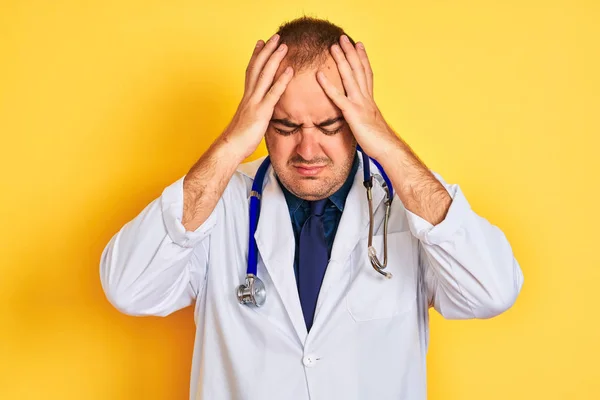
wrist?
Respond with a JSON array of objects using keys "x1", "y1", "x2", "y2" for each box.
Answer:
[{"x1": 214, "y1": 135, "x2": 249, "y2": 164}]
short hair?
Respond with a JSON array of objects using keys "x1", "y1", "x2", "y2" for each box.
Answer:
[{"x1": 276, "y1": 15, "x2": 356, "y2": 73}]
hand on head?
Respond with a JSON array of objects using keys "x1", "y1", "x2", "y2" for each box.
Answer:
[{"x1": 219, "y1": 34, "x2": 293, "y2": 160}]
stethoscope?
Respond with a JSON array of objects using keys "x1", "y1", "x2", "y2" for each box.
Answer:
[{"x1": 237, "y1": 147, "x2": 394, "y2": 307}]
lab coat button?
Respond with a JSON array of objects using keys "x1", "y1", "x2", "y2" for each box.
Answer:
[{"x1": 303, "y1": 355, "x2": 317, "y2": 367}]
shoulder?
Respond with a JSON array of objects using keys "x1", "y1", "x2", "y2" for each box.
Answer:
[
  {"x1": 236, "y1": 156, "x2": 266, "y2": 180},
  {"x1": 221, "y1": 156, "x2": 267, "y2": 201}
]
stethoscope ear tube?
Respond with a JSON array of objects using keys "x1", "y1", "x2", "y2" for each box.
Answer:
[
  {"x1": 357, "y1": 146, "x2": 394, "y2": 279},
  {"x1": 357, "y1": 145, "x2": 394, "y2": 200}
]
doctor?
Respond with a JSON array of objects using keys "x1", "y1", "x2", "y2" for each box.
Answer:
[{"x1": 100, "y1": 16, "x2": 524, "y2": 400}]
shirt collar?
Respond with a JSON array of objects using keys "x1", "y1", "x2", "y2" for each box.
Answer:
[{"x1": 276, "y1": 152, "x2": 359, "y2": 213}]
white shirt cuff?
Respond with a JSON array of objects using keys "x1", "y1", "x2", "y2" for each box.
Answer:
[
  {"x1": 160, "y1": 176, "x2": 219, "y2": 248},
  {"x1": 405, "y1": 183, "x2": 471, "y2": 246}
]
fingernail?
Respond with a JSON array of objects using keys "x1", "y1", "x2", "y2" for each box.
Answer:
[
  {"x1": 278, "y1": 43, "x2": 286, "y2": 52},
  {"x1": 332, "y1": 44, "x2": 340, "y2": 53},
  {"x1": 256, "y1": 40, "x2": 263, "y2": 48},
  {"x1": 341, "y1": 35, "x2": 350, "y2": 43},
  {"x1": 357, "y1": 42, "x2": 364, "y2": 50},
  {"x1": 270, "y1": 34, "x2": 280, "y2": 42}
]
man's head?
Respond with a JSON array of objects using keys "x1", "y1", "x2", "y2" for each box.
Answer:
[{"x1": 265, "y1": 16, "x2": 358, "y2": 201}]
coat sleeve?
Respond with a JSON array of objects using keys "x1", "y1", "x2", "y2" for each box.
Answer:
[
  {"x1": 99, "y1": 175, "x2": 222, "y2": 317},
  {"x1": 405, "y1": 171, "x2": 524, "y2": 319}
]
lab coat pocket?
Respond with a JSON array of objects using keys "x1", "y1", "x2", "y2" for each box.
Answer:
[{"x1": 346, "y1": 231, "x2": 416, "y2": 322}]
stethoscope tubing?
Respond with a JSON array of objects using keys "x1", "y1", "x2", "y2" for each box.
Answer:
[
  {"x1": 239, "y1": 148, "x2": 394, "y2": 305},
  {"x1": 247, "y1": 155, "x2": 271, "y2": 277}
]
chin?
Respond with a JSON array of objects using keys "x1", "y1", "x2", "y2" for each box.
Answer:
[{"x1": 287, "y1": 180, "x2": 332, "y2": 201}]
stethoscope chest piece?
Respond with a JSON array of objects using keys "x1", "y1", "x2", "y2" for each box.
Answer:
[{"x1": 237, "y1": 274, "x2": 266, "y2": 307}]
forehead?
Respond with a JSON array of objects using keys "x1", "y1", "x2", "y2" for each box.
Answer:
[{"x1": 273, "y1": 55, "x2": 345, "y2": 121}]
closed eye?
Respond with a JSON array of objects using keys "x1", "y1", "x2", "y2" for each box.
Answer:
[
  {"x1": 273, "y1": 127, "x2": 298, "y2": 136},
  {"x1": 320, "y1": 126, "x2": 344, "y2": 135},
  {"x1": 273, "y1": 125, "x2": 345, "y2": 136}
]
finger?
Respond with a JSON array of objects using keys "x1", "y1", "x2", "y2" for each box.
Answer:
[
  {"x1": 330, "y1": 44, "x2": 362, "y2": 100},
  {"x1": 251, "y1": 43, "x2": 289, "y2": 102},
  {"x1": 262, "y1": 66, "x2": 294, "y2": 109},
  {"x1": 339, "y1": 35, "x2": 369, "y2": 97},
  {"x1": 355, "y1": 42, "x2": 374, "y2": 97},
  {"x1": 316, "y1": 70, "x2": 352, "y2": 112},
  {"x1": 244, "y1": 40, "x2": 265, "y2": 93},
  {"x1": 245, "y1": 33, "x2": 281, "y2": 94}
]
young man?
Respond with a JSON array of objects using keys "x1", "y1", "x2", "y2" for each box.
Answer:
[{"x1": 100, "y1": 16, "x2": 523, "y2": 400}]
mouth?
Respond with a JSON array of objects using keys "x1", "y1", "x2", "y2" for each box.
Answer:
[{"x1": 294, "y1": 165, "x2": 326, "y2": 176}]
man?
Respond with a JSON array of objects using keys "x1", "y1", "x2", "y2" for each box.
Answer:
[{"x1": 100, "y1": 16, "x2": 523, "y2": 400}]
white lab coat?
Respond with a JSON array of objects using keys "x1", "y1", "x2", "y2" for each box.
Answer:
[{"x1": 100, "y1": 155, "x2": 523, "y2": 400}]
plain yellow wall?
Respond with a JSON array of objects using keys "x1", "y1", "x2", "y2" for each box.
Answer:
[{"x1": 1, "y1": 0, "x2": 598, "y2": 398}]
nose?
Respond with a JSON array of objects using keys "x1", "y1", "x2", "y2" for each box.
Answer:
[{"x1": 295, "y1": 128, "x2": 322, "y2": 162}]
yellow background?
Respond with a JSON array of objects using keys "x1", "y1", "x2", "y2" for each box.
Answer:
[{"x1": 1, "y1": 0, "x2": 598, "y2": 398}]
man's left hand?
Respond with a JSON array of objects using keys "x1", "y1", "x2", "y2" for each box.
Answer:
[{"x1": 316, "y1": 35, "x2": 400, "y2": 161}]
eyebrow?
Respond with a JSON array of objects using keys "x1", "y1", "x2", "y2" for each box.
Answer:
[{"x1": 270, "y1": 116, "x2": 345, "y2": 129}]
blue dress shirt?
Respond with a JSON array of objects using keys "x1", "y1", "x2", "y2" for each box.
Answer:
[{"x1": 276, "y1": 153, "x2": 359, "y2": 288}]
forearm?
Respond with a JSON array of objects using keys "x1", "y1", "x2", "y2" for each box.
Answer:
[
  {"x1": 378, "y1": 137, "x2": 523, "y2": 318},
  {"x1": 408, "y1": 179, "x2": 523, "y2": 319},
  {"x1": 101, "y1": 137, "x2": 242, "y2": 316},
  {"x1": 378, "y1": 135, "x2": 451, "y2": 226},
  {"x1": 100, "y1": 196, "x2": 204, "y2": 316},
  {"x1": 182, "y1": 137, "x2": 246, "y2": 231}
]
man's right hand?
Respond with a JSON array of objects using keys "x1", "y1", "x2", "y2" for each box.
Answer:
[
  {"x1": 219, "y1": 33, "x2": 294, "y2": 160},
  {"x1": 181, "y1": 34, "x2": 292, "y2": 231}
]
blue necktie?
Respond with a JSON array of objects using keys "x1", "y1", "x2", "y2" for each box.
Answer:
[{"x1": 298, "y1": 199, "x2": 329, "y2": 332}]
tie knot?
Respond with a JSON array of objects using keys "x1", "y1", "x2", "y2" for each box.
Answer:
[{"x1": 310, "y1": 199, "x2": 328, "y2": 217}]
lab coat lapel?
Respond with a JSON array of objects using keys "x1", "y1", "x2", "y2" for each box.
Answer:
[
  {"x1": 311, "y1": 159, "x2": 386, "y2": 330},
  {"x1": 254, "y1": 166, "x2": 308, "y2": 343}
]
